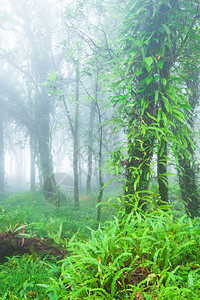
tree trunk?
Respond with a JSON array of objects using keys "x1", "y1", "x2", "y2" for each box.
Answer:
[
  {"x1": 176, "y1": 65, "x2": 200, "y2": 218},
  {"x1": 86, "y1": 91, "x2": 96, "y2": 194},
  {"x1": 30, "y1": 135, "x2": 36, "y2": 192},
  {"x1": 156, "y1": 48, "x2": 171, "y2": 205},
  {"x1": 73, "y1": 61, "x2": 80, "y2": 209},
  {"x1": 157, "y1": 139, "x2": 168, "y2": 204},
  {"x1": 0, "y1": 105, "x2": 5, "y2": 193},
  {"x1": 178, "y1": 155, "x2": 200, "y2": 218},
  {"x1": 36, "y1": 92, "x2": 56, "y2": 198},
  {"x1": 97, "y1": 127, "x2": 103, "y2": 223},
  {"x1": 122, "y1": 1, "x2": 178, "y2": 213},
  {"x1": 178, "y1": 72, "x2": 200, "y2": 218},
  {"x1": 96, "y1": 101, "x2": 104, "y2": 222},
  {"x1": 125, "y1": 136, "x2": 154, "y2": 212}
]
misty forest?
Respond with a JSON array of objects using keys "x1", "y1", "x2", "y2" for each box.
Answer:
[{"x1": 0, "y1": 0, "x2": 200, "y2": 299}]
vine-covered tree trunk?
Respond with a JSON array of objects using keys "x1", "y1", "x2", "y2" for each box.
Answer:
[
  {"x1": 178, "y1": 73, "x2": 200, "y2": 218},
  {"x1": 125, "y1": 129, "x2": 154, "y2": 212},
  {"x1": 36, "y1": 92, "x2": 56, "y2": 198},
  {"x1": 178, "y1": 156, "x2": 200, "y2": 218},
  {"x1": 122, "y1": 2, "x2": 178, "y2": 212},
  {"x1": 157, "y1": 139, "x2": 168, "y2": 204},
  {"x1": 0, "y1": 104, "x2": 5, "y2": 193}
]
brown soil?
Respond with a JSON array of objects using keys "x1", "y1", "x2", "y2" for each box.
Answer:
[{"x1": 0, "y1": 229, "x2": 66, "y2": 263}]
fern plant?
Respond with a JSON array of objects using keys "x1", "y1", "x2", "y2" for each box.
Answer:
[{"x1": 48, "y1": 208, "x2": 200, "y2": 299}]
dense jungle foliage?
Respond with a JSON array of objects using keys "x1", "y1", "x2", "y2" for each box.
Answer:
[
  {"x1": 1, "y1": 0, "x2": 200, "y2": 299},
  {"x1": 0, "y1": 191, "x2": 199, "y2": 299}
]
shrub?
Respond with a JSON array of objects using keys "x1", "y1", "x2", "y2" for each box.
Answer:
[{"x1": 55, "y1": 209, "x2": 200, "y2": 299}]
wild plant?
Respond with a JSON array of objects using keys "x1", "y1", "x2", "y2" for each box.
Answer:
[{"x1": 56, "y1": 206, "x2": 200, "y2": 299}]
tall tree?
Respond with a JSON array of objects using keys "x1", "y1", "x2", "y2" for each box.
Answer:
[
  {"x1": 0, "y1": 0, "x2": 61, "y2": 197},
  {"x1": 110, "y1": 0, "x2": 200, "y2": 212},
  {"x1": 178, "y1": 69, "x2": 200, "y2": 217},
  {"x1": 0, "y1": 102, "x2": 5, "y2": 193}
]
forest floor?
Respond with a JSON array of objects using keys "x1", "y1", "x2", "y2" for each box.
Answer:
[
  {"x1": 0, "y1": 189, "x2": 117, "y2": 261},
  {"x1": 0, "y1": 189, "x2": 199, "y2": 299},
  {"x1": 0, "y1": 228, "x2": 66, "y2": 263}
]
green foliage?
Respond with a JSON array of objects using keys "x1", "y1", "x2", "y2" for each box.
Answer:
[
  {"x1": 109, "y1": 0, "x2": 200, "y2": 209},
  {"x1": 0, "y1": 191, "x2": 117, "y2": 298},
  {"x1": 0, "y1": 191, "x2": 116, "y2": 240},
  {"x1": 52, "y1": 208, "x2": 200, "y2": 299},
  {"x1": 0, "y1": 192, "x2": 200, "y2": 299},
  {"x1": 0, "y1": 254, "x2": 58, "y2": 299}
]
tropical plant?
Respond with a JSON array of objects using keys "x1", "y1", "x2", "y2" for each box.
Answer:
[
  {"x1": 48, "y1": 206, "x2": 200, "y2": 299},
  {"x1": 109, "y1": 0, "x2": 200, "y2": 215}
]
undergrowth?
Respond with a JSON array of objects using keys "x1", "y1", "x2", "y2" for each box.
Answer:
[
  {"x1": 0, "y1": 254, "x2": 60, "y2": 299},
  {"x1": 54, "y1": 208, "x2": 200, "y2": 299},
  {"x1": 0, "y1": 191, "x2": 115, "y2": 241},
  {"x1": 0, "y1": 192, "x2": 200, "y2": 299}
]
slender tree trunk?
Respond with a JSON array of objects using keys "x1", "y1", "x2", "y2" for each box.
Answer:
[
  {"x1": 97, "y1": 122, "x2": 103, "y2": 223},
  {"x1": 73, "y1": 61, "x2": 80, "y2": 209},
  {"x1": 78, "y1": 139, "x2": 82, "y2": 192},
  {"x1": 36, "y1": 92, "x2": 56, "y2": 198},
  {"x1": 0, "y1": 105, "x2": 5, "y2": 193},
  {"x1": 96, "y1": 103, "x2": 104, "y2": 222},
  {"x1": 30, "y1": 135, "x2": 36, "y2": 191},
  {"x1": 157, "y1": 57, "x2": 170, "y2": 204},
  {"x1": 157, "y1": 139, "x2": 168, "y2": 204},
  {"x1": 178, "y1": 73, "x2": 200, "y2": 218},
  {"x1": 178, "y1": 154, "x2": 200, "y2": 218},
  {"x1": 86, "y1": 93, "x2": 96, "y2": 194}
]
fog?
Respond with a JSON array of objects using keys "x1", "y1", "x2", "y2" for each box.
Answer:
[
  {"x1": 0, "y1": 0, "x2": 123, "y2": 197},
  {"x1": 1, "y1": 2, "x2": 200, "y2": 297}
]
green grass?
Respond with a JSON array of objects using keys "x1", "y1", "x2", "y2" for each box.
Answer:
[
  {"x1": 0, "y1": 191, "x2": 199, "y2": 299},
  {"x1": 0, "y1": 254, "x2": 59, "y2": 299},
  {"x1": 0, "y1": 191, "x2": 117, "y2": 241},
  {"x1": 0, "y1": 190, "x2": 118, "y2": 299}
]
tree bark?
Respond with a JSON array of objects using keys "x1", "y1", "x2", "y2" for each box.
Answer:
[
  {"x1": 178, "y1": 73, "x2": 200, "y2": 218},
  {"x1": 124, "y1": 2, "x2": 175, "y2": 212},
  {"x1": 36, "y1": 92, "x2": 56, "y2": 198},
  {"x1": 125, "y1": 136, "x2": 154, "y2": 212},
  {"x1": 86, "y1": 91, "x2": 96, "y2": 194},
  {"x1": 30, "y1": 135, "x2": 36, "y2": 192},
  {"x1": 178, "y1": 155, "x2": 200, "y2": 218},
  {"x1": 96, "y1": 101, "x2": 104, "y2": 222},
  {"x1": 0, "y1": 104, "x2": 5, "y2": 193},
  {"x1": 157, "y1": 139, "x2": 168, "y2": 204},
  {"x1": 73, "y1": 61, "x2": 80, "y2": 209}
]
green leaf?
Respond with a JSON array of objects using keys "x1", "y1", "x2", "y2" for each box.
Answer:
[
  {"x1": 162, "y1": 112, "x2": 168, "y2": 126},
  {"x1": 180, "y1": 103, "x2": 192, "y2": 110},
  {"x1": 162, "y1": 24, "x2": 171, "y2": 36},
  {"x1": 137, "y1": 85, "x2": 147, "y2": 92},
  {"x1": 146, "y1": 112, "x2": 157, "y2": 121},
  {"x1": 162, "y1": 95, "x2": 171, "y2": 113},
  {"x1": 157, "y1": 59, "x2": 164, "y2": 69},
  {"x1": 172, "y1": 109, "x2": 185, "y2": 120},
  {"x1": 155, "y1": 90, "x2": 159, "y2": 103},
  {"x1": 145, "y1": 56, "x2": 153, "y2": 66},
  {"x1": 146, "y1": 75, "x2": 153, "y2": 85},
  {"x1": 161, "y1": 78, "x2": 167, "y2": 86}
]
